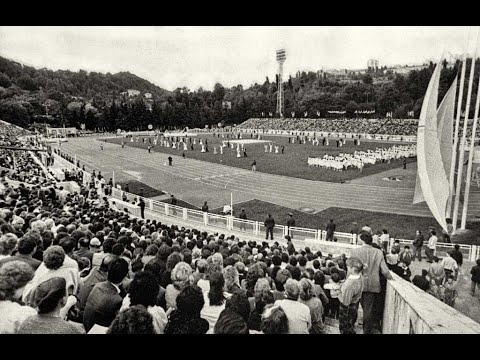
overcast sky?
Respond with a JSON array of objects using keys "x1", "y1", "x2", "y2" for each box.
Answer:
[{"x1": 0, "y1": 26, "x2": 476, "y2": 91}]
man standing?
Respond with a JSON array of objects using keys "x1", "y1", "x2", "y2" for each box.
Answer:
[
  {"x1": 350, "y1": 222, "x2": 360, "y2": 245},
  {"x1": 470, "y1": 259, "x2": 480, "y2": 298},
  {"x1": 264, "y1": 214, "x2": 275, "y2": 240},
  {"x1": 412, "y1": 230, "x2": 424, "y2": 262},
  {"x1": 139, "y1": 198, "x2": 145, "y2": 219},
  {"x1": 286, "y1": 213, "x2": 296, "y2": 239},
  {"x1": 442, "y1": 252, "x2": 459, "y2": 282},
  {"x1": 442, "y1": 218, "x2": 454, "y2": 243},
  {"x1": 202, "y1": 201, "x2": 209, "y2": 213},
  {"x1": 170, "y1": 194, "x2": 178, "y2": 215},
  {"x1": 326, "y1": 219, "x2": 336, "y2": 242},
  {"x1": 426, "y1": 230, "x2": 438, "y2": 263},
  {"x1": 449, "y1": 244, "x2": 463, "y2": 269},
  {"x1": 251, "y1": 160, "x2": 256, "y2": 172},
  {"x1": 350, "y1": 233, "x2": 393, "y2": 334},
  {"x1": 239, "y1": 208, "x2": 247, "y2": 231},
  {"x1": 403, "y1": 158, "x2": 407, "y2": 169},
  {"x1": 168, "y1": 156, "x2": 173, "y2": 166}
]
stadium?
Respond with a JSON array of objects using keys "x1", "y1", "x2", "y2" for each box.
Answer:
[{"x1": 1, "y1": 26, "x2": 480, "y2": 335}]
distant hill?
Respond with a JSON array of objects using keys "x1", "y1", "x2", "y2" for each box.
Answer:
[{"x1": 0, "y1": 55, "x2": 469, "y2": 131}]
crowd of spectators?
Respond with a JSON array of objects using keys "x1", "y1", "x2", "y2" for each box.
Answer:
[
  {"x1": 0, "y1": 120, "x2": 477, "y2": 335},
  {"x1": 237, "y1": 118, "x2": 419, "y2": 136},
  {"x1": 0, "y1": 120, "x2": 366, "y2": 334}
]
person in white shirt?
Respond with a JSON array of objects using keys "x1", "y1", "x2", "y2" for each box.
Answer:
[
  {"x1": 274, "y1": 279, "x2": 311, "y2": 334},
  {"x1": 57, "y1": 186, "x2": 70, "y2": 205},
  {"x1": 200, "y1": 272, "x2": 230, "y2": 333},
  {"x1": 379, "y1": 229, "x2": 390, "y2": 253},
  {"x1": 426, "y1": 230, "x2": 438, "y2": 263},
  {"x1": 442, "y1": 252, "x2": 459, "y2": 283}
]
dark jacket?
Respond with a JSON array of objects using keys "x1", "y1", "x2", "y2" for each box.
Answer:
[
  {"x1": 412, "y1": 275, "x2": 430, "y2": 291},
  {"x1": 83, "y1": 281, "x2": 123, "y2": 332},
  {"x1": 392, "y1": 265, "x2": 411, "y2": 282},
  {"x1": 413, "y1": 234, "x2": 424, "y2": 248},
  {"x1": 449, "y1": 249, "x2": 463, "y2": 267},
  {"x1": 326, "y1": 222, "x2": 336, "y2": 234},
  {"x1": 286, "y1": 217, "x2": 296, "y2": 227},
  {"x1": 0, "y1": 254, "x2": 41, "y2": 271},
  {"x1": 77, "y1": 268, "x2": 108, "y2": 311},
  {"x1": 264, "y1": 216, "x2": 275, "y2": 229},
  {"x1": 239, "y1": 211, "x2": 247, "y2": 220},
  {"x1": 471, "y1": 265, "x2": 480, "y2": 284}
]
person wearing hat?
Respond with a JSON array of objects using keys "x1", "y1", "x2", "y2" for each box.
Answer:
[
  {"x1": 89, "y1": 237, "x2": 102, "y2": 253},
  {"x1": 17, "y1": 277, "x2": 84, "y2": 334},
  {"x1": 286, "y1": 213, "x2": 296, "y2": 239},
  {"x1": 338, "y1": 257, "x2": 364, "y2": 334},
  {"x1": 239, "y1": 208, "x2": 247, "y2": 231}
]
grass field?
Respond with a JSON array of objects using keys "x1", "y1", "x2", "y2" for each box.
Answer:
[
  {"x1": 115, "y1": 180, "x2": 164, "y2": 198},
  {"x1": 159, "y1": 198, "x2": 200, "y2": 210},
  {"x1": 212, "y1": 199, "x2": 480, "y2": 244},
  {"x1": 105, "y1": 134, "x2": 416, "y2": 183}
]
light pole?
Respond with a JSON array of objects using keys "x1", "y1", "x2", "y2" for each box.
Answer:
[{"x1": 224, "y1": 176, "x2": 236, "y2": 217}]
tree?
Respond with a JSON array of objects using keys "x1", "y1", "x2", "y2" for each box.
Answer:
[
  {"x1": 17, "y1": 75, "x2": 38, "y2": 91},
  {"x1": 346, "y1": 101, "x2": 359, "y2": 118},
  {"x1": 362, "y1": 74, "x2": 373, "y2": 85},
  {"x1": 212, "y1": 83, "x2": 225, "y2": 102},
  {"x1": 0, "y1": 73, "x2": 11, "y2": 88}
]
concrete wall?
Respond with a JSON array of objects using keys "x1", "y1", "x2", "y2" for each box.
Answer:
[{"x1": 383, "y1": 273, "x2": 480, "y2": 334}]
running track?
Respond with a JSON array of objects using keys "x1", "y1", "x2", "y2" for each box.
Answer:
[{"x1": 54, "y1": 137, "x2": 480, "y2": 219}]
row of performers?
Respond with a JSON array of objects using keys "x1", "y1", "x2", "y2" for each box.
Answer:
[{"x1": 308, "y1": 144, "x2": 416, "y2": 171}]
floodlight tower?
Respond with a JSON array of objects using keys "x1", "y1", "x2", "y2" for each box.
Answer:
[{"x1": 276, "y1": 49, "x2": 286, "y2": 118}]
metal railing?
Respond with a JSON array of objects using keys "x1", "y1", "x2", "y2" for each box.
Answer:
[
  {"x1": 288, "y1": 226, "x2": 319, "y2": 241},
  {"x1": 46, "y1": 152, "x2": 479, "y2": 261},
  {"x1": 394, "y1": 238, "x2": 476, "y2": 261},
  {"x1": 232, "y1": 218, "x2": 257, "y2": 235}
]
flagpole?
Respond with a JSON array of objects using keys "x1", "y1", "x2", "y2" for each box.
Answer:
[
  {"x1": 461, "y1": 65, "x2": 480, "y2": 229},
  {"x1": 453, "y1": 33, "x2": 478, "y2": 230},
  {"x1": 447, "y1": 54, "x2": 467, "y2": 219}
]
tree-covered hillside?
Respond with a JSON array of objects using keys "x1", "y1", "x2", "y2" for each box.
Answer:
[{"x1": 0, "y1": 55, "x2": 476, "y2": 131}]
